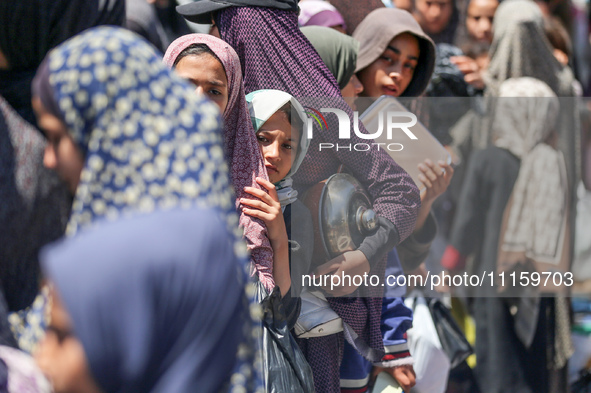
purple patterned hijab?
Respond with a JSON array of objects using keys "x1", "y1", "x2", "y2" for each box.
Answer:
[{"x1": 163, "y1": 34, "x2": 274, "y2": 290}]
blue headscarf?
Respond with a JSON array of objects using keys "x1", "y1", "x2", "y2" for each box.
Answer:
[{"x1": 41, "y1": 207, "x2": 254, "y2": 393}]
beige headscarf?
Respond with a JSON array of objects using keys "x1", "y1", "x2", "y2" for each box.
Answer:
[
  {"x1": 484, "y1": 0, "x2": 574, "y2": 97},
  {"x1": 451, "y1": 0, "x2": 580, "y2": 197},
  {"x1": 496, "y1": 77, "x2": 568, "y2": 284},
  {"x1": 495, "y1": 78, "x2": 572, "y2": 366},
  {"x1": 353, "y1": 8, "x2": 436, "y2": 97}
]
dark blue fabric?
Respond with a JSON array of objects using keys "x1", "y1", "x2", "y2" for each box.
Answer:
[
  {"x1": 340, "y1": 341, "x2": 373, "y2": 385},
  {"x1": 384, "y1": 248, "x2": 407, "y2": 298},
  {"x1": 41, "y1": 207, "x2": 249, "y2": 393},
  {"x1": 382, "y1": 249, "x2": 413, "y2": 349},
  {"x1": 380, "y1": 296, "x2": 413, "y2": 347}
]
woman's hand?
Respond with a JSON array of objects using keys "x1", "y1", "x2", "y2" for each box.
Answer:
[
  {"x1": 450, "y1": 55, "x2": 485, "y2": 90},
  {"x1": 313, "y1": 250, "x2": 371, "y2": 297},
  {"x1": 240, "y1": 177, "x2": 285, "y2": 242}
]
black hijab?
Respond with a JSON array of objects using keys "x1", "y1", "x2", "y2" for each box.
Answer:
[{"x1": 0, "y1": 0, "x2": 125, "y2": 124}]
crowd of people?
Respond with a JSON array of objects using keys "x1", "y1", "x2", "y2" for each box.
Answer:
[{"x1": 0, "y1": 0, "x2": 589, "y2": 392}]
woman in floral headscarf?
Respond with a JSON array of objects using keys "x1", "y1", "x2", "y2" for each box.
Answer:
[{"x1": 32, "y1": 26, "x2": 259, "y2": 392}]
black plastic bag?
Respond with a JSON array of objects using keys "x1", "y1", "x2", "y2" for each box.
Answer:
[
  {"x1": 255, "y1": 281, "x2": 315, "y2": 393},
  {"x1": 572, "y1": 369, "x2": 591, "y2": 393},
  {"x1": 427, "y1": 298, "x2": 473, "y2": 370}
]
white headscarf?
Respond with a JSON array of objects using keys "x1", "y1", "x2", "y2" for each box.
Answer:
[{"x1": 246, "y1": 89, "x2": 310, "y2": 207}]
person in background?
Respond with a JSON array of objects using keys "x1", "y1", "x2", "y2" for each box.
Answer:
[
  {"x1": 412, "y1": 0, "x2": 458, "y2": 44},
  {"x1": 449, "y1": 0, "x2": 498, "y2": 91},
  {"x1": 464, "y1": 0, "x2": 497, "y2": 44},
  {"x1": 0, "y1": 0, "x2": 125, "y2": 126},
  {"x1": 126, "y1": 0, "x2": 192, "y2": 53},
  {"x1": 544, "y1": 15, "x2": 573, "y2": 68},
  {"x1": 0, "y1": 97, "x2": 69, "y2": 350},
  {"x1": 300, "y1": 26, "x2": 363, "y2": 110},
  {"x1": 35, "y1": 206, "x2": 251, "y2": 393},
  {"x1": 449, "y1": 0, "x2": 579, "y2": 180},
  {"x1": 31, "y1": 26, "x2": 259, "y2": 392},
  {"x1": 162, "y1": 34, "x2": 276, "y2": 293},
  {"x1": 393, "y1": 0, "x2": 415, "y2": 14},
  {"x1": 443, "y1": 77, "x2": 569, "y2": 393},
  {"x1": 298, "y1": 0, "x2": 347, "y2": 33},
  {"x1": 325, "y1": 0, "x2": 386, "y2": 35}
]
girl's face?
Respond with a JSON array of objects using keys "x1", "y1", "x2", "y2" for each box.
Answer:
[
  {"x1": 340, "y1": 74, "x2": 364, "y2": 111},
  {"x1": 175, "y1": 53, "x2": 229, "y2": 113},
  {"x1": 358, "y1": 33, "x2": 420, "y2": 98},
  {"x1": 256, "y1": 111, "x2": 299, "y2": 184},
  {"x1": 414, "y1": 0, "x2": 454, "y2": 35},
  {"x1": 33, "y1": 97, "x2": 84, "y2": 195},
  {"x1": 466, "y1": 0, "x2": 498, "y2": 43}
]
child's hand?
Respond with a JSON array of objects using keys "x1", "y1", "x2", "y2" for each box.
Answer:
[
  {"x1": 418, "y1": 159, "x2": 454, "y2": 206},
  {"x1": 372, "y1": 365, "x2": 416, "y2": 392},
  {"x1": 241, "y1": 178, "x2": 286, "y2": 242}
]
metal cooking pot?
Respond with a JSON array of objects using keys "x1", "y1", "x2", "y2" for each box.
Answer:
[{"x1": 302, "y1": 173, "x2": 378, "y2": 268}]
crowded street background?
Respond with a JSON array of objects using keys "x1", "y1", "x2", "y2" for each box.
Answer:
[{"x1": 0, "y1": 0, "x2": 590, "y2": 392}]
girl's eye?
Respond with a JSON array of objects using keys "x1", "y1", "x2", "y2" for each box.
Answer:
[
  {"x1": 256, "y1": 135, "x2": 267, "y2": 143},
  {"x1": 282, "y1": 144, "x2": 292, "y2": 150},
  {"x1": 381, "y1": 56, "x2": 393, "y2": 63},
  {"x1": 208, "y1": 89, "x2": 221, "y2": 96}
]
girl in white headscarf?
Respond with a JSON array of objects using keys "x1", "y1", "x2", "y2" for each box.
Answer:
[{"x1": 241, "y1": 89, "x2": 311, "y2": 324}]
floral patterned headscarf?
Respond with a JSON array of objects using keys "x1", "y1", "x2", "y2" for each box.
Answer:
[
  {"x1": 32, "y1": 26, "x2": 261, "y2": 393},
  {"x1": 33, "y1": 27, "x2": 235, "y2": 238}
]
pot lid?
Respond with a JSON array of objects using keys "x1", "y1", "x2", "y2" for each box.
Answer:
[{"x1": 319, "y1": 173, "x2": 377, "y2": 258}]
